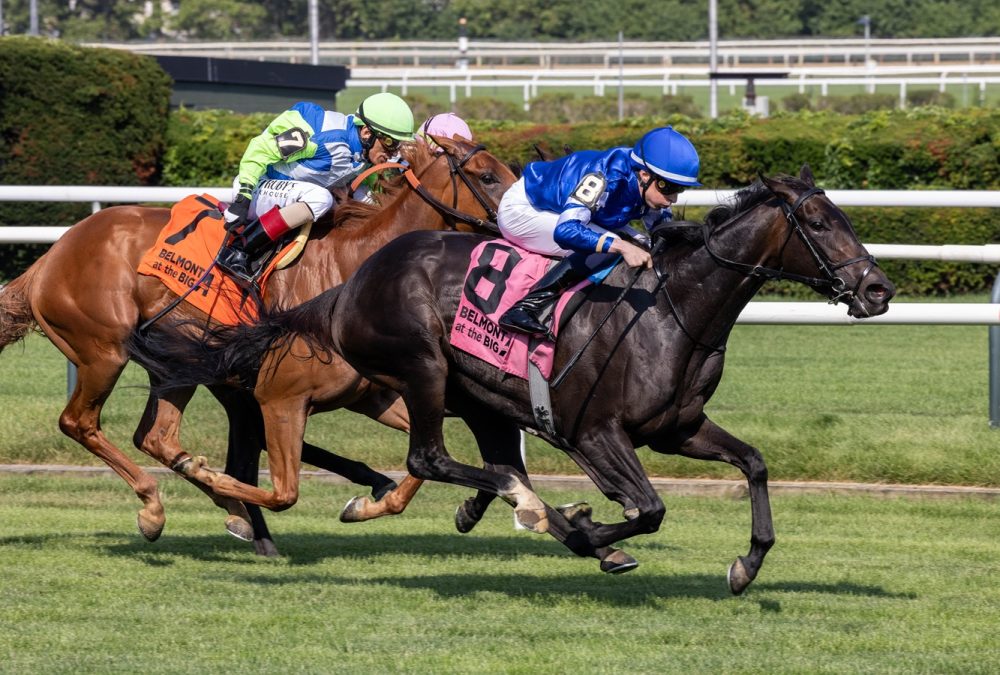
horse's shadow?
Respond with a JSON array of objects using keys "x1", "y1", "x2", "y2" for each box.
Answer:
[{"x1": 0, "y1": 531, "x2": 915, "y2": 606}]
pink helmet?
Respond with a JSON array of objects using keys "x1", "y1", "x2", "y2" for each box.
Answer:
[{"x1": 417, "y1": 113, "x2": 473, "y2": 152}]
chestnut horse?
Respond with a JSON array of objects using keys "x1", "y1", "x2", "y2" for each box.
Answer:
[
  {"x1": 0, "y1": 137, "x2": 514, "y2": 553},
  {"x1": 134, "y1": 167, "x2": 894, "y2": 590}
]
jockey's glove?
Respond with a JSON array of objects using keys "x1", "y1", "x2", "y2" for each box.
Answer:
[{"x1": 224, "y1": 192, "x2": 252, "y2": 231}]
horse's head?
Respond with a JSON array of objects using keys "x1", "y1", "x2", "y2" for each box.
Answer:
[
  {"x1": 411, "y1": 136, "x2": 517, "y2": 234},
  {"x1": 761, "y1": 165, "x2": 895, "y2": 318}
]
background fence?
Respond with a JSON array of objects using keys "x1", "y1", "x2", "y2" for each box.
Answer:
[{"x1": 3, "y1": 184, "x2": 1000, "y2": 422}]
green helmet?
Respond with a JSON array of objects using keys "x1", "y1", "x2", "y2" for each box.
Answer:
[{"x1": 355, "y1": 92, "x2": 415, "y2": 142}]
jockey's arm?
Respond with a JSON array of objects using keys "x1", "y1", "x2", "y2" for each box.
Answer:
[
  {"x1": 235, "y1": 107, "x2": 319, "y2": 194},
  {"x1": 553, "y1": 204, "x2": 651, "y2": 269}
]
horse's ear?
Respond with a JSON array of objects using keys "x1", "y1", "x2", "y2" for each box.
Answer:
[
  {"x1": 799, "y1": 164, "x2": 816, "y2": 187},
  {"x1": 760, "y1": 173, "x2": 797, "y2": 203}
]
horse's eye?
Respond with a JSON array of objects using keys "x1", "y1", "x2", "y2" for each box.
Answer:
[
  {"x1": 808, "y1": 220, "x2": 828, "y2": 232},
  {"x1": 479, "y1": 172, "x2": 498, "y2": 185}
]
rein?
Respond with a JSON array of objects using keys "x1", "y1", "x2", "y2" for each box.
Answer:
[{"x1": 350, "y1": 147, "x2": 501, "y2": 235}]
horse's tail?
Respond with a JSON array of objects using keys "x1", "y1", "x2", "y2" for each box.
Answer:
[
  {"x1": 0, "y1": 266, "x2": 40, "y2": 354},
  {"x1": 126, "y1": 285, "x2": 344, "y2": 391}
]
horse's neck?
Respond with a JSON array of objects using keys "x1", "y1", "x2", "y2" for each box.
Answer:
[
  {"x1": 267, "y1": 181, "x2": 451, "y2": 306},
  {"x1": 650, "y1": 208, "x2": 782, "y2": 345}
]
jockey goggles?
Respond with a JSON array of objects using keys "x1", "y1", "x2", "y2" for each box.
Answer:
[
  {"x1": 654, "y1": 177, "x2": 688, "y2": 196},
  {"x1": 373, "y1": 131, "x2": 401, "y2": 152}
]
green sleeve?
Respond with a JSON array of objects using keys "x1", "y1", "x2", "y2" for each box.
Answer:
[{"x1": 235, "y1": 109, "x2": 318, "y2": 192}]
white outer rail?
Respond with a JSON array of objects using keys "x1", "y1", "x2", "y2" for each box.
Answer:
[
  {"x1": 2, "y1": 186, "x2": 1000, "y2": 244},
  {"x1": 738, "y1": 303, "x2": 1000, "y2": 325}
]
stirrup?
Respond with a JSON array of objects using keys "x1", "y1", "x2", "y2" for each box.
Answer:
[
  {"x1": 499, "y1": 307, "x2": 550, "y2": 338},
  {"x1": 216, "y1": 247, "x2": 258, "y2": 285}
]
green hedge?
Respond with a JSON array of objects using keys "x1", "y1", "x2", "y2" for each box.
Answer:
[
  {"x1": 159, "y1": 106, "x2": 1000, "y2": 295},
  {"x1": 0, "y1": 37, "x2": 171, "y2": 279}
]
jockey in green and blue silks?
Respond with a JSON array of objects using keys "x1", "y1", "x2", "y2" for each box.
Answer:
[
  {"x1": 497, "y1": 126, "x2": 702, "y2": 338},
  {"x1": 217, "y1": 92, "x2": 415, "y2": 283}
]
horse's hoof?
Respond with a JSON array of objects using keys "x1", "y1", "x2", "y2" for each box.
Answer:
[
  {"x1": 728, "y1": 556, "x2": 754, "y2": 595},
  {"x1": 225, "y1": 515, "x2": 254, "y2": 542},
  {"x1": 371, "y1": 480, "x2": 398, "y2": 502},
  {"x1": 514, "y1": 508, "x2": 548, "y2": 534},
  {"x1": 340, "y1": 495, "x2": 372, "y2": 523},
  {"x1": 623, "y1": 507, "x2": 640, "y2": 520},
  {"x1": 556, "y1": 501, "x2": 593, "y2": 528},
  {"x1": 556, "y1": 501, "x2": 591, "y2": 519},
  {"x1": 600, "y1": 549, "x2": 639, "y2": 574},
  {"x1": 454, "y1": 499, "x2": 481, "y2": 534},
  {"x1": 136, "y1": 511, "x2": 164, "y2": 542},
  {"x1": 253, "y1": 538, "x2": 280, "y2": 558}
]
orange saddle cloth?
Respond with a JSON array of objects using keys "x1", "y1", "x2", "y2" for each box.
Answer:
[{"x1": 137, "y1": 194, "x2": 295, "y2": 325}]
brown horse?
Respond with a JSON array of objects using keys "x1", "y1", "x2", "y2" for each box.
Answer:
[{"x1": 0, "y1": 137, "x2": 515, "y2": 552}]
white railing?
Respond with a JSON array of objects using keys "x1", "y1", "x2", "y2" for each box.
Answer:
[
  {"x1": 350, "y1": 73, "x2": 1000, "y2": 110},
  {"x1": 3, "y1": 186, "x2": 1000, "y2": 242},
  {"x1": 87, "y1": 37, "x2": 1000, "y2": 69},
  {"x1": 3, "y1": 184, "x2": 1000, "y2": 422}
]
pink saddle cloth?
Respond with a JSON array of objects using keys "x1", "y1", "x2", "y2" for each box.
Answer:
[{"x1": 449, "y1": 241, "x2": 586, "y2": 380}]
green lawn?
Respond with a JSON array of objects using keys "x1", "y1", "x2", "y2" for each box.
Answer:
[
  {"x1": 0, "y1": 475, "x2": 997, "y2": 673},
  {"x1": 2, "y1": 311, "x2": 998, "y2": 487}
]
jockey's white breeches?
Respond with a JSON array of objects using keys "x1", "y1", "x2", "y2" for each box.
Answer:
[
  {"x1": 232, "y1": 177, "x2": 334, "y2": 226},
  {"x1": 497, "y1": 178, "x2": 611, "y2": 261}
]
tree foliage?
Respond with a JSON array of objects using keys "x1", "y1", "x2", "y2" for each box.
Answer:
[{"x1": 2, "y1": 0, "x2": 999, "y2": 41}]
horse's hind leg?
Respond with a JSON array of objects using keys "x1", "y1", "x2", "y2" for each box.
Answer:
[
  {"x1": 648, "y1": 414, "x2": 774, "y2": 596},
  {"x1": 60, "y1": 361, "x2": 165, "y2": 541}
]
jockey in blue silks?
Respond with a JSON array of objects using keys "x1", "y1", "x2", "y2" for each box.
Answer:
[{"x1": 497, "y1": 126, "x2": 702, "y2": 337}]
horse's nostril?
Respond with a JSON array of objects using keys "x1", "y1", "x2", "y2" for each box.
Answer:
[{"x1": 866, "y1": 284, "x2": 893, "y2": 302}]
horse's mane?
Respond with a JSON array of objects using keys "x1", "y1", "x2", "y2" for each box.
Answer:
[
  {"x1": 704, "y1": 174, "x2": 803, "y2": 231},
  {"x1": 333, "y1": 143, "x2": 438, "y2": 229}
]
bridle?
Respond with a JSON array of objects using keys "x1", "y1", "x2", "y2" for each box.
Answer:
[
  {"x1": 350, "y1": 142, "x2": 501, "y2": 235},
  {"x1": 646, "y1": 183, "x2": 880, "y2": 353},
  {"x1": 700, "y1": 185, "x2": 879, "y2": 305}
]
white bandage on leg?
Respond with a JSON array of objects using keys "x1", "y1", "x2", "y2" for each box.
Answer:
[{"x1": 278, "y1": 201, "x2": 314, "y2": 229}]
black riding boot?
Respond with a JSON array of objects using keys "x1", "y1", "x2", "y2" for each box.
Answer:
[
  {"x1": 499, "y1": 257, "x2": 589, "y2": 337},
  {"x1": 216, "y1": 218, "x2": 276, "y2": 283}
]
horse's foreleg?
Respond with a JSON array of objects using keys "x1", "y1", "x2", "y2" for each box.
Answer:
[
  {"x1": 133, "y1": 381, "x2": 254, "y2": 543},
  {"x1": 400, "y1": 359, "x2": 549, "y2": 534},
  {"x1": 62, "y1": 362, "x2": 165, "y2": 541},
  {"x1": 558, "y1": 424, "x2": 665, "y2": 549},
  {"x1": 457, "y1": 414, "x2": 635, "y2": 572},
  {"x1": 648, "y1": 414, "x2": 774, "y2": 595},
  {"x1": 339, "y1": 391, "x2": 424, "y2": 522},
  {"x1": 212, "y1": 387, "x2": 277, "y2": 556}
]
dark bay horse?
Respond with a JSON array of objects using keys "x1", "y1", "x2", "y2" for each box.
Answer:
[
  {"x1": 0, "y1": 137, "x2": 514, "y2": 553},
  {"x1": 140, "y1": 166, "x2": 893, "y2": 591}
]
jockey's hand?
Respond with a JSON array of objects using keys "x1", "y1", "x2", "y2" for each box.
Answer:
[
  {"x1": 631, "y1": 231, "x2": 652, "y2": 250},
  {"x1": 610, "y1": 239, "x2": 653, "y2": 269},
  {"x1": 224, "y1": 193, "x2": 252, "y2": 231}
]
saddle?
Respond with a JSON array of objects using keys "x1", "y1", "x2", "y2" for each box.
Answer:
[{"x1": 137, "y1": 194, "x2": 306, "y2": 325}]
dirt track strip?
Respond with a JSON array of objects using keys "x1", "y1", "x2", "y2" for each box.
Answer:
[{"x1": 3, "y1": 464, "x2": 998, "y2": 500}]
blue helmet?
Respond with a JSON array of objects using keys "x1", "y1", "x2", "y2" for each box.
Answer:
[{"x1": 629, "y1": 126, "x2": 702, "y2": 187}]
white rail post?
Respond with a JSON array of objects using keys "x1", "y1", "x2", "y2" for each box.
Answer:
[{"x1": 991, "y1": 277, "x2": 1000, "y2": 427}]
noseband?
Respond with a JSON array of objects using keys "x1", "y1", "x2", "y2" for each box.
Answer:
[{"x1": 703, "y1": 185, "x2": 880, "y2": 306}]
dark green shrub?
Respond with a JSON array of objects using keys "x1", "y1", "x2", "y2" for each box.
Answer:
[
  {"x1": 0, "y1": 37, "x2": 171, "y2": 280},
  {"x1": 816, "y1": 93, "x2": 897, "y2": 115},
  {"x1": 906, "y1": 89, "x2": 956, "y2": 108},
  {"x1": 781, "y1": 93, "x2": 813, "y2": 112}
]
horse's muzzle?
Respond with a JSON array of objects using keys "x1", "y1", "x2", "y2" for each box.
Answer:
[{"x1": 847, "y1": 275, "x2": 896, "y2": 318}]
